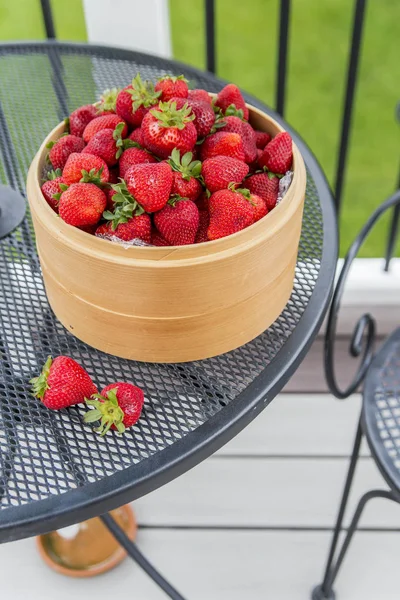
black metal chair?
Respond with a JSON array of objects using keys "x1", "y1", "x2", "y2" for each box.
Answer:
[{"x1": 312, "y1": 188, "x2": 400, "y2": 600}]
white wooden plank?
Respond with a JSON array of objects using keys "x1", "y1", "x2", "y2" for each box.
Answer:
[
  {"x1": 218, "y1": 393, "x2": 369, "y2": 456},
  {"x1": 83, "y1": 0, "x2": 172, "y2": 57},
  {"x1": 134, "y1": 457, "x2": 400, "y2": 528},
  {"x1": 0, "y1": 530, "x2": 398, "y2": 600}
]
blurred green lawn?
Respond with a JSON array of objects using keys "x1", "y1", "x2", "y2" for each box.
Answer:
[{"x1": 0, "y1": 0, "x2": 399, "y2": 257}]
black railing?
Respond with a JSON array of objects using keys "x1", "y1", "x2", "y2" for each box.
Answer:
[{"x1": 37, "y1": 0, "x2": 400, "y2": 266}]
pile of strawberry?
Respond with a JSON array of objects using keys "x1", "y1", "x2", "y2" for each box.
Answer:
[
  {"x1": 42, "y1": 74, "x2": 293, "y2": 246},
  {"x1": 31, "y1": 355, "x2": 144, "y2": 436}
]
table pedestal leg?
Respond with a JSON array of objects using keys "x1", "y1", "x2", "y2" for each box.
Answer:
[
  {"x1": 0, "y1": 185, "x2": 26, "y2": 239},
  {"x1": 101, "y1": 513, "x2": 188, "y2": 600}
]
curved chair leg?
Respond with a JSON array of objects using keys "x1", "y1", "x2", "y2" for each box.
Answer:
[
  {"x1": 312, "y1": 489, "x2": 397, "y2": 600},
  {"x1": 101, "y1": 513, "x2": 188, "y2": 600},
  {"x1": 312, "y1": 417, "x2": 363, "y2": 600}
]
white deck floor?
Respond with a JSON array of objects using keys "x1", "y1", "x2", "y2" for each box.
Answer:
[{"x1": 1, "y1": 393, "x2": 399, "y2": 599}]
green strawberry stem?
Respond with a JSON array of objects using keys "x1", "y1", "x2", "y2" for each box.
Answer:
[
  {"x1": 84, "y1": 388, "x2": 125, "y2": 436},
  {"x1": 224, "y1": 104, "x2": 245, "y2": 119},
  {"x1": 30, "y1": 356, "x2": 52, "y2": 400},
  {"x1": 127, "y1": 73, "x2": 161, "y2": 112},
  {"x1": 157, "y1": 74, "x2": 189, "y2": 83},
  {"x1": 167, "y1": 194, "x2": 188, "y2": 207},
  {"x1": 103, "y1": 181, "x2": 145, "y2": 229},
  {"x1": 52, "y1": 182, "x2": 68, "y2": 203},
  {"x1": 150, "y1": 101, "x2": 195, "y2": 130},
  {"x1": 168, "y1": 148, "x2": 202, "y2": 180},
  {"x1": 97, "y1": 87, "x2": 120, "y2": 113},
  {"x1": 80, "y1": 166, "x2": 105, "y2": 187}
]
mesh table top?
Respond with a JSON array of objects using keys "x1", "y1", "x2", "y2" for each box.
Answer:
[{"x1": 0, "y1": 42, "x2": 337, "y2": 543}]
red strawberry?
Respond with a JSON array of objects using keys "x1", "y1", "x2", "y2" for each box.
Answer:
[
  {"x1": 30, "y1": 355, "x2": 98, "y2": 410},
  {"x1": 207, "y1": 188, "x2": 255, "y2": 240},
  {"x1": 108, "y1": 168, "x2": 119, "y2": 184},
  {"x1": 78, "y1": 224, "x2": 98, "y2": 235},
  {"x1": 48, "y1": 134, "x2": 85, "y2": 170},
  {"x1": 119, "y1": 146, "x2": 156, "y2": 178},
  {"x1": 128, "y1": 127, "x2": 144, "y2": 146},
  {"x1": 151, "y1": 230, "x2": 170, "y2": 246},
  {"x1": 59, "y1": 183, "x2": 107, "y2": 227},
  {"x1": 220, "y1": 116, "x2": 257, "y2": 164},
  {"x1": 82, "y1": 123, "x2": 126, "y2": 167},
  {"x1": 125, "y1": 162, "x2": 173, "y2": 212},
  {"x1": 188, "y1": 89, "x2": 212, "y2": 104},
  {"x1": 141, "y1": 101, "x2": 197, "y2": 159},
  {"x1": 244, "y1": 172, "x2": 279, "y2": 211},
  {"x1": 104, "y1": 186, "x2": 117, "y2": 211},
  {"x1": 69, "y1": 104, "x2": 98, "y2": 137},
  {"x1": 259, "y1": 132, "x2": 293, "y2": 174},
  {"x1": 96, "y1": 214, "x2": 151, "y2": 244},
  {"x1": 168, "y1": 148, "x2": 202, "y2": 201},
  {"x1": 83, "y1": 114, "x2": 128, "y2": 143},
  {"x1": 41, "y1": 169, "x2": 64, "y2": 213},
  {"x1": 255, "y1": 131, "x2": 271, "y2": 149},
  {"x1": 154, "y1": 197, "x2": 199, "y2": 246},
  {"x1": 251, "y1": 193, "x2": 268, "y2": 222},
  {"x1": 202, "y1": 156, "x2": 249, "y2": 192},
  {"x1": 96, "y1": 87, "x2": 120, "y2": 113},
  {"x1": 195, "y1": 210, "x2": 210, "y2": 243},
  {"x1": 116, "y1": 74, "x2": 161, "y2": 128},
  {"x1": 215, "y1": 84, "x2": 249, "y2": 120},
  {"x1": 200, "y1": 132, "x2": 245, "y2": 162},
  {"x1": 62, "y1": 153, "x2": 109, "y2": 185},
  {"x1": 196, "y1": 191, "x2": 210, "y2": 212},
  {"x1": 170, "y1": 96, "x2": 215, "y2": 138},
  {"x1": 84, "y1": 382, "x2": 144, "y2": 435},
  {"x1": 155, "y1": 75, "x2": 189, "y2": 102}
]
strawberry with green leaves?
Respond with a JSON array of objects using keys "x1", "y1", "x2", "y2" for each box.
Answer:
[
  {"x1": 31, "y1": 355, "x2": 98, "y2": 410},
  {"x1": 62, "y1": 153, "x2": 109, "y2": 185},
  {"x1": 96, "y1": 87, "x2": 121, "y2": 113},
  {"x1": 116, "y1": 73, "x2": 161, "y2": 128},
  {"x1": 200, "y1": 132, "x2": 246, "y2": 162},
  {"x1": 207, "y1": 187, "x2": 255, "y2": 240},
  {"x1": 84, "y1": 383, "x2": 144, "y2": 436},
  {"x1": 244, "y1": 172, "x2": 279, "y2": 211},
  {"x1": 82, "y1": 123, "x2": 134, "y2": 167},
  {"x1": 168, "y1": 148, "x2": 202, "y2": 201},
  {"x1": 258, "y1": 132, "x2": 293, "y2": 174},
  {"x1": 48, "y1": 134, "x2": 85, "y2": 170},
  {"x1": 98, "y1": 181, "x2": 151, "y2": 243},
  {"x1": 155, "y1": 75, "x2": 189, "y2": 101},
  {"x1": 59, "y1": 183, "x2": 107, "y2": 227},
  {"x1": 41, "y1": 169, "x2": 64, "y2": 213},
  {"x1": 215, "y1": 83, "x2": 249, "y2": 120},
  {"x1": 124, "y1": 161, "x2": 173, "y2": 213},
  {"x1": 141, "y1": 101, "x2": 197, "y2": 159},
  {"x1": 69, "y1": 104, "x2": 98, "y2": 137},
  {"x1": 154, "y1": 196, "x2": 199, "y2": 246},
  {"x1": 83, "y1": 114, "x2": 128, "y2": 143},
  {"x1": 202, "y1": 155, "x2": 249, "y2": 192}
]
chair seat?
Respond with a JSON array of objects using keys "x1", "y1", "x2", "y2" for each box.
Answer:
[{"x1": 363, "y1": 328, "x2": 400, "y2": 495}]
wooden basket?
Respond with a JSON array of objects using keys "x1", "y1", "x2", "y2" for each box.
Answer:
[{"x1": 27, "y1": 103, "x2": 306, "y2": 363}]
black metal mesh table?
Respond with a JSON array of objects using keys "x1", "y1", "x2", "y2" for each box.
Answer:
[{"x1": 0, "y1": 42, "x2": 337, "y2": 545}]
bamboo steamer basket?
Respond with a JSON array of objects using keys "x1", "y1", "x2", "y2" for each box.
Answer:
[{"x1": 27, "y1": 102, "x2": 306, "y2": 363}]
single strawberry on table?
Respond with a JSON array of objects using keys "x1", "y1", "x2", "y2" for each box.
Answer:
[
  {"x1": 83, "y1": 114, "x2": 128, "y2": 144},
  {"x1": 58, "y1": 183, "x2": 107, "y2": 227},
  {"x1": 258, "y1": 131, "x2": 293, "y2": 174},
  {"x1": 168, "y1": 148, "x2": 202, "y2": 201},
  {"x1": 30, "y1": 355, "x2": 98, "y2": 410},
  {"x1": 154, "y1": 195, "x2": 199, "y2": 246},
  {"x1": 124, "y1": 161, "x2": 173, "y2": 213},
  {"x1": 155, "y1": 75, "x2": 189, "y2": 101},
  {"x1": 84, "y1": 382, "x2": 144, "y2": 435},
  {"x1": 47, "y1": 134, "x2": 85, "y2": 170},
  {"x1": 199, "y1": 131, "x2": 245, "y2": 162},
  {"x1": 41, "y1": 169, "x2": 64, "y2": 213},
  {"x1": 116, "y1": 73, "x2": 161, "y2": 128},
  {"x1": 119, "y1": 146, "x2": 156, "y2": 179},
  {"x1": 69, "y1": 104, "x2": 98, "y2": 137},
  {"x1": 62, "y1": 152, "x2": 109, "y2": 185},
  {"x1": 202, "y1": 155, "x2": 249, "y2": 192},
  {"x1": 141, "y1": 100, "x2": 197, "y2": 159},
  {"x1": 244, "y1": 172, "x2": 279, "y2": 211},
  {"x1": 207, "y1": 187, "x2": 255, "y2": 240},
  {"x1": 215, "y1": 83, "x2": 249, "y2": 120}
]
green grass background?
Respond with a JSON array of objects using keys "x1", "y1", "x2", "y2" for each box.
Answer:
[{"x1": 0, "y1": 0, "x2": 398, "y2": 257}]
